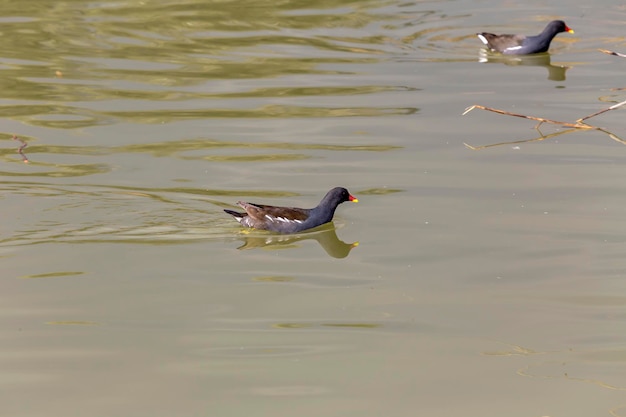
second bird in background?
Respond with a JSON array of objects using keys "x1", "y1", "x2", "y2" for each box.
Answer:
[{"x1": 477, "y1": 20, "x2": 574, "y2": 55}]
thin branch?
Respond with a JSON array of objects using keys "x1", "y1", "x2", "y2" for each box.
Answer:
[
  {"x1": 596, "y1": 127, "x2": 626, "y2": 146},
  {"x1": 12, "y1": 135, "x2": 29, "y2": 163},
  {"x1": 599, "y1": 49, "x2": 626, "y2": 58},
  {"x1": 577, "y1": 99, "x2": 626, "y2": 122},
  {"x1": 463, "y1": 101, "x2": 624, "y2": 149},
  {"x1": 462, "y1": 105, "x2": 592, "y2": 129},
  {"x1": 464, "y1": 128, "x2": 577, "y2": 150}
]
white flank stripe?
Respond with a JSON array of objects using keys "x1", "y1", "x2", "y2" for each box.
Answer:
[{"x1": 263, "y1": 214, "x2": 304, "y2": 224}]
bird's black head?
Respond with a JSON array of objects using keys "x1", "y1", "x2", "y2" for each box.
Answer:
[
  {"x1": 549, "y1": 20, "x2": 574, "y2": 34},
  {"x1": 328, "y1": 187, "x2": 358, "y2": 205}
]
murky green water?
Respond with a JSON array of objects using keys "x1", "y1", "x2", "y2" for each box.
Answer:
[{"x1": 1, "y1": 1, "x2": 626, "y2": 416}]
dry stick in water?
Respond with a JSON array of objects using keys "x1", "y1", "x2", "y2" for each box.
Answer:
[
  {"x1": 12, "y1": 135, "x2": 29, "y2": 163},
  {"x1": 578, "y1": 99, "x2": 626, "y2": 122},
  {"x1": 599, "y1": 49, "x2": 626, "y2": 58},
  {"x1": 462, "y1": 105, "x2": 593, "y2": 129},
  {"x1": 463, "y1": 128, "x2": 577, "y2": 151},
  {"x1": 599, "y1": 50, "x2": 626, "y2": 91},
  {"x1": 462, "y1": 102, "x2": 626, "y2": 149}
]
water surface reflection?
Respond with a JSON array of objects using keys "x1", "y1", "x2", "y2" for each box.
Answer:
[
  {"x1": 478, "y1": 51, "x2": 570, "y2": 81},
  {"x1": 231, "y1": 225, "x2": 358, "y2": 258}
]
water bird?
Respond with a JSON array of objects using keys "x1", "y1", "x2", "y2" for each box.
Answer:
[
  {"x1": 224, "y1": 187, "x2": 358, "y2": 234},
  {"x1": 477, "y1": 20, "x2": 574, "y2": 55}
]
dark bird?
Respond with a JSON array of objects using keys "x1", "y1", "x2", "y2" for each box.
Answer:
[
  {"x1": 477, "y1": 20, "x2": 574, "y2": 55},
  {"x1": 224, "y1": 187, "x2": 358, "y2": 234}
]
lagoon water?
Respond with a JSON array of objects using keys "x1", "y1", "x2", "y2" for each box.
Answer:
[{"x1": 1, "y1": 1, "x2": 626, "y2": 416}]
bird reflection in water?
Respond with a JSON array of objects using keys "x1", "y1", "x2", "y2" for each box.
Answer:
[
  {"x1": 230, "y1": 223, "x2": 358, "y2": 259},
  {"x1": 478, "y1": 51, "x2": 570, "y2": 81}
]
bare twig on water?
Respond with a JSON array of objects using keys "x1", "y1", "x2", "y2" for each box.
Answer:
[
  {"x1": 599, "y1": 50, "x2": 626, "y2": 91},
  {"x1": 463, "y1": 101, "x2": 625, "y2": 149},
  {"x1": 596, "y1": 127, "x2": 626, "y2": 146},
  {"x1": 599, "y1": 49, "x2": 626, "y2": 58},
  {"x1": 577, "y1": 99, "x2": 626, "y2": 122},
  {"x1": 463, "y1": 128, "x2": 577, "y2": 150},
  {"x1": 462, "y1": 105, "x2": 593, "y2": 129},
  {"x1": 12, "y1": 135, "x2": 29, "y2": 163}
]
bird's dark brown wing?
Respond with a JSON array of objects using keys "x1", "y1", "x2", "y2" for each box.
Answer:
[
  {"x1": 238, "y1": 202, "x2": 310, "y2": 222},
  {"x1": 479, "y1": 33, "x2": 526, "y2": 51}
]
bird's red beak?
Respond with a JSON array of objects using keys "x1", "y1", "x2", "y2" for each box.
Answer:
[
  {"x1": 349, "y1": 194, "x2": 358, "y2": 203},
  {"x1": 565, "y1": 25, "x2": 574, "y2": 34}
]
